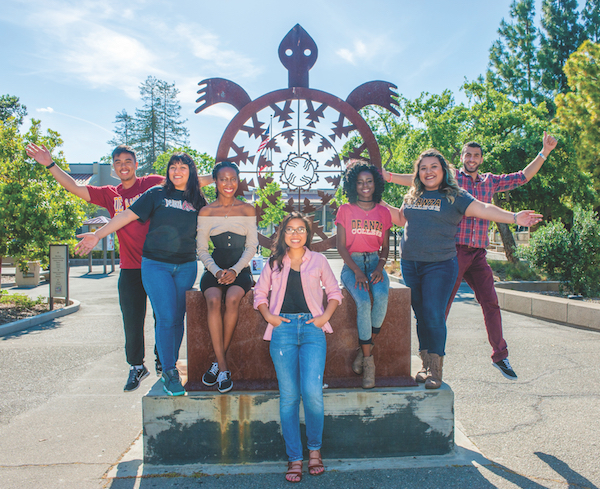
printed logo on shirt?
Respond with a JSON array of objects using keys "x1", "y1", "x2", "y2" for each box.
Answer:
[
  {"x1": 404, "y1": 197, "x2": 441, "y2": 212},
  {"x1": 350, "y1": 219, "x2": 383, "y2": 237},
  {"x1": 164, "y1": 199, "x2": 197, "y2": 212},
  {"x1": 113, "y1": 194, "x2": 143, "y2": 215}
]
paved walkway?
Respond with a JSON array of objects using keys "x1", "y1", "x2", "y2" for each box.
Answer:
[{"x1": 0, "y1": 262, "x2": 599, "y2": 488}]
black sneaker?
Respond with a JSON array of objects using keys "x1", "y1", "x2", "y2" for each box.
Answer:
[
  {"x1": 217, "y1": 370, "x2": 233, "y2": 393},
  {"x1": 124, "y1": 365, "x2": 150, "y2": 392},
  {"x1": 493, "y1": 358, "x2": 518, "y2": 380},
  {"x1": 162, "y1": 368, "x2": 185, "y2": 396},
  {"x1": 202, "y1": 362, "x2": 219, "y2": 386},
  {"x1": 155, "y1": 357, "x2": 163, "y2": 377}
]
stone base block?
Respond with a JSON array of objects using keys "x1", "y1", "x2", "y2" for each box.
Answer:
[{"x1": 143, "y1": 383, "x2": 454, "y2": 465}]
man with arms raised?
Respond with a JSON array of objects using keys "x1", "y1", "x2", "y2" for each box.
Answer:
[{"x1": 26, "y1": 143, "x2": 212, "y2": 391}]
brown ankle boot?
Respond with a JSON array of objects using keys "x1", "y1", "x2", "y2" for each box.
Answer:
[
  {"x1": 415, "y1": 350, "x2": 429, "y2": 383},
  {"x1": 352, "y1": 348, "x2": 364, "y2": 375},
  {"x1": 425, "y1": 353, "x2": 443, "y2": 389},
  {"x1": 362, "y1": 355, "x2": 375, "y2": 389}
]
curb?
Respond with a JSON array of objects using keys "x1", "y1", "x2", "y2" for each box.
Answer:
[
  {"x1": 390, "y1": 274, "x2": 600, "y2": 332},
  {"x1": 0, "y1": 299, "x2": 81, "y2": 337},
  {"x1": 495, "y1": 287, "x2": 600, "y2": 332}
]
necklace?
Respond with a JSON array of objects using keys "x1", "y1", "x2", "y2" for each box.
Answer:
[
  {"x1": 357, "y1": 200, "x2": 375, "y2": 212},
  {"x1": 223, "y1": 201, "x2": 235, "y2": 218}
]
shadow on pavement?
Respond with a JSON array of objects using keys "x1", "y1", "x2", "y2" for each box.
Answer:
[
  {"x1": 0, "y1": 318, "x2": 61, "y2": 341},
  {"x1": 535, "y1": 452, "x2": 599, "y2": 489}
]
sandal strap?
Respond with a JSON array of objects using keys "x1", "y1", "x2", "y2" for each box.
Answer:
[{"x1": 286, "y1": 460, "x2": 303, "y2": 481}]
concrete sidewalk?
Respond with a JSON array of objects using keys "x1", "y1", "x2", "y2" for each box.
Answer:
[{"x1": 0, "y1": 262, "x2": 599, "y2": 488}]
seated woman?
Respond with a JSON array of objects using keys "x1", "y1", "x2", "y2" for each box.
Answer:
[
  {"x1": 254, "y1": 211, "x2": 342, "y2": 482},
  {"x1": 389, "y1": 149, "x2": 542, "y2": 388},
  {"x1": 196, "y1": 161, "x2": 258, "y2": 393}
]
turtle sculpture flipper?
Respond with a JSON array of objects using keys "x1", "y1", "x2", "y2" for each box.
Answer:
[
  {"x1": 195, "y1": 77, "x2": 252, "y2": 113},
  {"x1": 346, "y1": 81, "x2": 400, "y2": 116}
]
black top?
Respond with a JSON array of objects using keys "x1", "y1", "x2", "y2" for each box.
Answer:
[
  {"x1": 280, "y1": 269, "x2": 311, "y2": 314},
  {"x1": 129, "y1": 186, "x2": 200, "y2": 264}
]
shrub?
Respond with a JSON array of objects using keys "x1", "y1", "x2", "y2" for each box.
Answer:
[{"x1": 518, "y1": 207, "x2": 600, "y2": 296}]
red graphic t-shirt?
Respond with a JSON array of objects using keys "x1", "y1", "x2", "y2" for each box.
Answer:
[
  {"x1": 335, "y1": 203, "x2": 392, "y2": 254},
  {"x1": 87, "y1": 175, "x2": 164, "y2": 269}
]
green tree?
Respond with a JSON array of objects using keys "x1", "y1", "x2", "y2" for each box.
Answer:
[
  {"x1": 538, "y1": 0, "x2": 584, "y2": 95},
  {"x1": 581, "y1": 0, "x2": 600, "y2": 42},
  {"x1": 0, "y1": 119, "x2": 86, "y2": 270},
  {"x1": 555, "y1": 40, "x2": 600, "y2": 196},
  {"x1": 520, "y1": 206, "x2": 600, "y2": 295},
  {"x1": 255, "y1": 175, "x2": 286, "y2": 230},
  {"x1": 107, "y1": 109, "x2": 135, "y2": 147},
  {"x1": 0, "y1": 95, "x2": 27, "y2": 125},
  {"x1": 112, "y1": 77, "x2": 190, "y2": 174},
  {"x1": 487, "y1": 0, "x2": 540, "y2": 105}
]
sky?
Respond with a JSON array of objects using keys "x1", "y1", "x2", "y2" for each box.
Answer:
[{"x1": 1, "y1": 0, "x2": 544, "y2": 164}]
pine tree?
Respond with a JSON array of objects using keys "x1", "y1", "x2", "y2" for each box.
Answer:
[
  {"x1": 127, "y1": 76, "x2": 189, "y2": 174},
  {"x1": 487, "y1": 0, "x2": 539, "y2": 104},
  {"x1": 0, "y1": 94, "x2": 27, "y2": 125},
  {"x1": 582, "y1": 0, "x2": 600, "y2": 42},
  {"x1": 107, "y1": 109, "x2": 135, "y2": 147},
  {"x1": 538, "y1": 0, "x2": 584, "y2": 95}
]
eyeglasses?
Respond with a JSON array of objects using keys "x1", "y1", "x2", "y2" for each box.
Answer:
[{"x1": 284, "y1": 226, "x2": 307, "y2": 235}]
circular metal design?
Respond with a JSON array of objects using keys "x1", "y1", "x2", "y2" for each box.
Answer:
[{"x1": 281, "y1": 152, "x2": 319, "y2": 189}]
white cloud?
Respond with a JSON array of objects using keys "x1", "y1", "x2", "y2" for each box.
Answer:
[
  {"x1": 336, "y1": 37, "x2": 389, "y2": 65},
  {"x1": 37, "y1": 107, "x2": 54, "y2": 113}
]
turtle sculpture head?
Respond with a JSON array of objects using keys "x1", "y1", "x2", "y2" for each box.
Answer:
[{"x1": 278, "y1": 24, "x2": 318, "y2": 88}]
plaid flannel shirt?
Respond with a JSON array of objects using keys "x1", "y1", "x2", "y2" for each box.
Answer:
[{"x1": 455, "y1": 169, "x2": 527, "y2": 248}]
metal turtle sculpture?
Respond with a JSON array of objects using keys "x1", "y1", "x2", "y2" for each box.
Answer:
[{"x1": 196, "y1": 24, "x2": 399, "y2": 251}]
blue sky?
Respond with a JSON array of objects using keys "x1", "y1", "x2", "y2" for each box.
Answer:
[{"x1": 2, "y1": 0, "x2": 541, "y2": 163}]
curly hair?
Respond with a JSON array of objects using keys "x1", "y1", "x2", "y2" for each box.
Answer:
[
  {"x1": 342, "y1": 160, "x2": 385, "y2": 204},
  {"x1": 269, "y1": 212, "x2": 313, "y2": 272},
  {"x1": 404, "y1": 149, "x2": 461, "y2": 205}
]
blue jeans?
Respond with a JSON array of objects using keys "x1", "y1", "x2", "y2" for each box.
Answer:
[
  {"x1": 269, "y1": 313, "x2": 326, "y2": 462},
  {"x1": 141, "y1": 258, "x2": 197, "y2": 372},
  {"x1": 401, "y1": 257, "x2": 458, "y2": 356},
  {"x1": 341, "y1": 252, "x2": 390, "y2": 344}
]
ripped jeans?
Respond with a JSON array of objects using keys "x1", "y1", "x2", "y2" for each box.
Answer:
[{"x1": 269, "y1": 313, "x2": 326, "y2": 462}]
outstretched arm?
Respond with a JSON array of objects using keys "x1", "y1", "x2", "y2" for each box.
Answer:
[
  {"x1": 75, "y1": 209, "x2": 139, "y2": 255},
  {"x1": 26, "y1": 143, "x2": 92, "y2": 201},
  {"x1": 465, "y1": 200, "x2": 543, "y2": 227},
  {"x1": 522, "y1": 131, "x2": 558, "y2": 182},
  {"x1": 382, "y1": 201, "x2": 406, "y2": 227},
  {"x1": 381, "y1": 168, "x2": 413, "y2": 187},
  {"x1": 198, "y1": 173, "x2": 214, "y2": 187}
]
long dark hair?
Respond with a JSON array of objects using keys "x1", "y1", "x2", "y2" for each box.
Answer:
[
  {"x1": 342, "y1": 160, "x2": 385, "y2": 204},
  {"x1": 269, "y1": 212, "x2": 313, "y2": 272},
  {"x1": 404, "y1": 148, "x2": 460, "y2": 204},
  {"x1": 163, "y1": 152, "x2": 207, "y2": 210}
]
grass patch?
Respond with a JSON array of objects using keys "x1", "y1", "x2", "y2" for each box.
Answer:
[{"x1": 487, "y1": 260, "x2": 546, "y2": 282}]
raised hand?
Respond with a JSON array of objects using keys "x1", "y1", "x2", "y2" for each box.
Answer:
[
  {"x1": 25, "y1": 143, "x2": 53, "y2": 167},
  {"x1": 542, "y1": 131, "x2": 557, "y2": 153}
]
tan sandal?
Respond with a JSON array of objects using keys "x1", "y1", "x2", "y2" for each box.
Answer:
[
  {"x1": 285, "y1": 460, "x2": 302, "y2": 483},
  {"x1": 308, "y1": 450, "x2": 324, "y2": 476}
]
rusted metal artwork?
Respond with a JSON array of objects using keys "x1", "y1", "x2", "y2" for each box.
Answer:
[{"x1": 196, "y1": 24, "x2": 399, "y2": 251}]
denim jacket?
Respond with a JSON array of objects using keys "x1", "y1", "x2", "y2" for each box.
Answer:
[{"x1": 253, "y1": 248, "x2": 343, "y2": 341}]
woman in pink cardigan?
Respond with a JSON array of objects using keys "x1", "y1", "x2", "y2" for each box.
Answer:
[{"x1": 254, "y1": 211, "x2": 342, "y2": 483}]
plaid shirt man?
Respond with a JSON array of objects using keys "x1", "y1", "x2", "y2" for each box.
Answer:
[{"x1": 455, "y1": 168, "x2": 527, "y2": 248}]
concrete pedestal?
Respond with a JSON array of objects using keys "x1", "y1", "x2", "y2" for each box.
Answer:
[{"x1": 143, "y1": 383, "x2": 454, "y2": 465}]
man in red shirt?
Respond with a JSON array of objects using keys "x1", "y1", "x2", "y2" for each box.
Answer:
[
  {"x1": 26, "y1": 143, "x2": 212, "y2": 391},
  {"x1": 383, "y1": 132, "x2": 557, "y2": 380}
]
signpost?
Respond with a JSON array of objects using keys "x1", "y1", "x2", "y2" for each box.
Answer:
[{"x1": 49, "y1": 244, "x2": 69, "y2": 311}]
